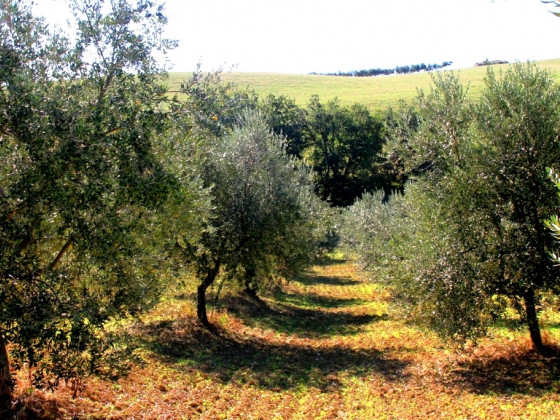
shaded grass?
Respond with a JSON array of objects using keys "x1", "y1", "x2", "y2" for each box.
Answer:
[
  {"x1": 136, "y1": 316, "x2": 408, "y2": 393},
  {"x1": 444, "y1": 344, "x2": 560, "y2": 397},
  {"x1": 293, "y1": 272, "x2": 362, "y2": 287},
  {"x1": 311, "y1": 254, "x2": 348, "y2": 266},
  {"x1": 273, "y1": 288, "x2": 366, "y2": 308},
  {"x1": 220, "y1": 293, "x2": 382, "y2": 337}
]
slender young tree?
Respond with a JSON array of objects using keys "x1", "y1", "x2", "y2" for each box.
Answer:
[{"x1": 185, "y1": 112, "x2": 323, "y2": 327}]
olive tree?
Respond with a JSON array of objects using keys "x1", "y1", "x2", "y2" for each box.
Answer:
[
  {"x1": 347, "y1": 65, "x2": 560, "y2": 352},
  {"x1": 0, "y1": 0, "x2": 202, "y2": 405},
  {"x1": 186, "y1": 112, "x2": 324, "y2": 327},
  {"x1": 471, "y1": 63, "x2": 560, "y2": 351},
  {"x1": 409, "y1": 65, "x2": 560, "y2": 351},
  {"x1": 340, "y1": 190, "x2": 407, "y2": 274}
]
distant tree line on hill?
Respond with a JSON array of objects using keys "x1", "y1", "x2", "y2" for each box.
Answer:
[{"x1": 314, "y1": 61, "x2": 453, "y2": 77}]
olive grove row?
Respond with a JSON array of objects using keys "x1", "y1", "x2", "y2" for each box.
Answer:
[
  {"x1": 0, "y1": 0, "x2": 335, "y2": 406},
  {"x1": 2, "y1": 0, "x2": 560, "y2": 410}
]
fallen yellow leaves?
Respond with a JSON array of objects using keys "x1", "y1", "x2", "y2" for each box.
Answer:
[{"x1": 11, "y1": 256, "x2": 560, "y2": 419}]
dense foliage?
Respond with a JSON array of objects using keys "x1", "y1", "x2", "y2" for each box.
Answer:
[
  {"x1": 340, "y1": 190, "x2": 406, "y2": 273},
  {"x1": 0, "y1": 0, "x2": 208, "y2": 404},
  {"x1": 184, "y1": 112, "x2": 325, "y2": 325},
  {"x1": 204, "y1": 92, "x2": 392, "y2": 207},
  {"x1": 343, "y1": 64, "x2": 560, "y2": 352},
  {"x1": 302, "y1": 96, "x2": 386, "y2": 206}
]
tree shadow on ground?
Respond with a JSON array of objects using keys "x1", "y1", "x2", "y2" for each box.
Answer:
[
  {"x1": 10, "y1": 391, "x2": 62, "y2": 419},
  {"x1": 136, "y1": 316, "x2": 408, "y2": 392},
  {"x1": 542, "y1": 321, "x2": 560, "y2": 331},
  {"x1": 273, "y1": 288, "x2": 367, "y2": 309},
  {"x1": 295, "y1": 273, "x2": 362, "y2": 287},
  {"x1": 312, "y1": 255, "x2": 348, "y2": 267},
  {"x1": 219, "y1": 293, "x2": 385, "y2": 337},
  {"x1": 135, "y1": 254, "x2": 402, "y2": 392},
  {"x1": 445, "y1": 346, "x2": 560, "y2": 396}
]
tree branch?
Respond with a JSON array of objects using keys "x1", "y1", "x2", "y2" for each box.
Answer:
[{"x1": 48, "y1": 238, "x2": 73, "y2": 272}]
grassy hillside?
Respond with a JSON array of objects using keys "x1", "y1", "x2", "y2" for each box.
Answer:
[{"x1": 167, "y1": 59, "x2": 560, "y2": 111}]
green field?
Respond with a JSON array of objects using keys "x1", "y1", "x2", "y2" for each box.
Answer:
[{"x1": 167, "y1": 58, "x2": 560, "y2": 111}]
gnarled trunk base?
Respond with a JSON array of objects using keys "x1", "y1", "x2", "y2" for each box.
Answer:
[
  {"x1": 243, "y1": 281, "x2": 259, "y2": 301},
  {"x1": 524, "y1": 288, "x2": 544, "y2": 353},
  {"x1": 197, "y1": 259, "x2": 221, "y2": 328}
]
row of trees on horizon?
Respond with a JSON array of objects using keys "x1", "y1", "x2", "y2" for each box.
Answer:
[{"x1": 314, "y1": 61, "x2": 453, "y2": 77}]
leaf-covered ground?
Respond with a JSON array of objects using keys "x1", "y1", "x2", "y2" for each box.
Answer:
[{"x1": 13, "y1": 255, "x2": 560, "y2": 419}]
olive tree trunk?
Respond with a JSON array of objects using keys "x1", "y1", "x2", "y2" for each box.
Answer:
[
  {"x1": 243, "y1": 266, "x2": 259, "y2": 301},
  {"x1": 524, "y1": 287, "x2": 544, "y2": 353},
  {"x1": 0, "y1": 337, "x2": 12, "y2": 413},
  {"x1": 197, "y1": 259, "x2": 221, "y2": 327}
]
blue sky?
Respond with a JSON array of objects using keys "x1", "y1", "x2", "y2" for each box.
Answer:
[{"x1": 34, "y1": 0, "x2": 560, "y2": 74}]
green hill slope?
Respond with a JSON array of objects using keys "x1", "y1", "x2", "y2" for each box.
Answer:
[{"x1": 167, "y1": 59, "x2": 560, "y2": 111}]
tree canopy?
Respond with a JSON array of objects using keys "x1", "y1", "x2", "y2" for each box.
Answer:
[
  {"x1": 342, "y1": 64, "x2": 560, "y2": 352},
  {"x1": 185, "y1": 112, "x2": 325, "y2": 326},
  {"x1": 303, "y1": 96, "x2": 385, "y2": 207},
  {"x1": 0, "y1": 0, "x2": 205, "y2": 403}
]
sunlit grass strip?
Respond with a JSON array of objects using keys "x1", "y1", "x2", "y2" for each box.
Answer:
[{"x1": 167, "y1": 59, "x2": 560, "y2": 111}]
